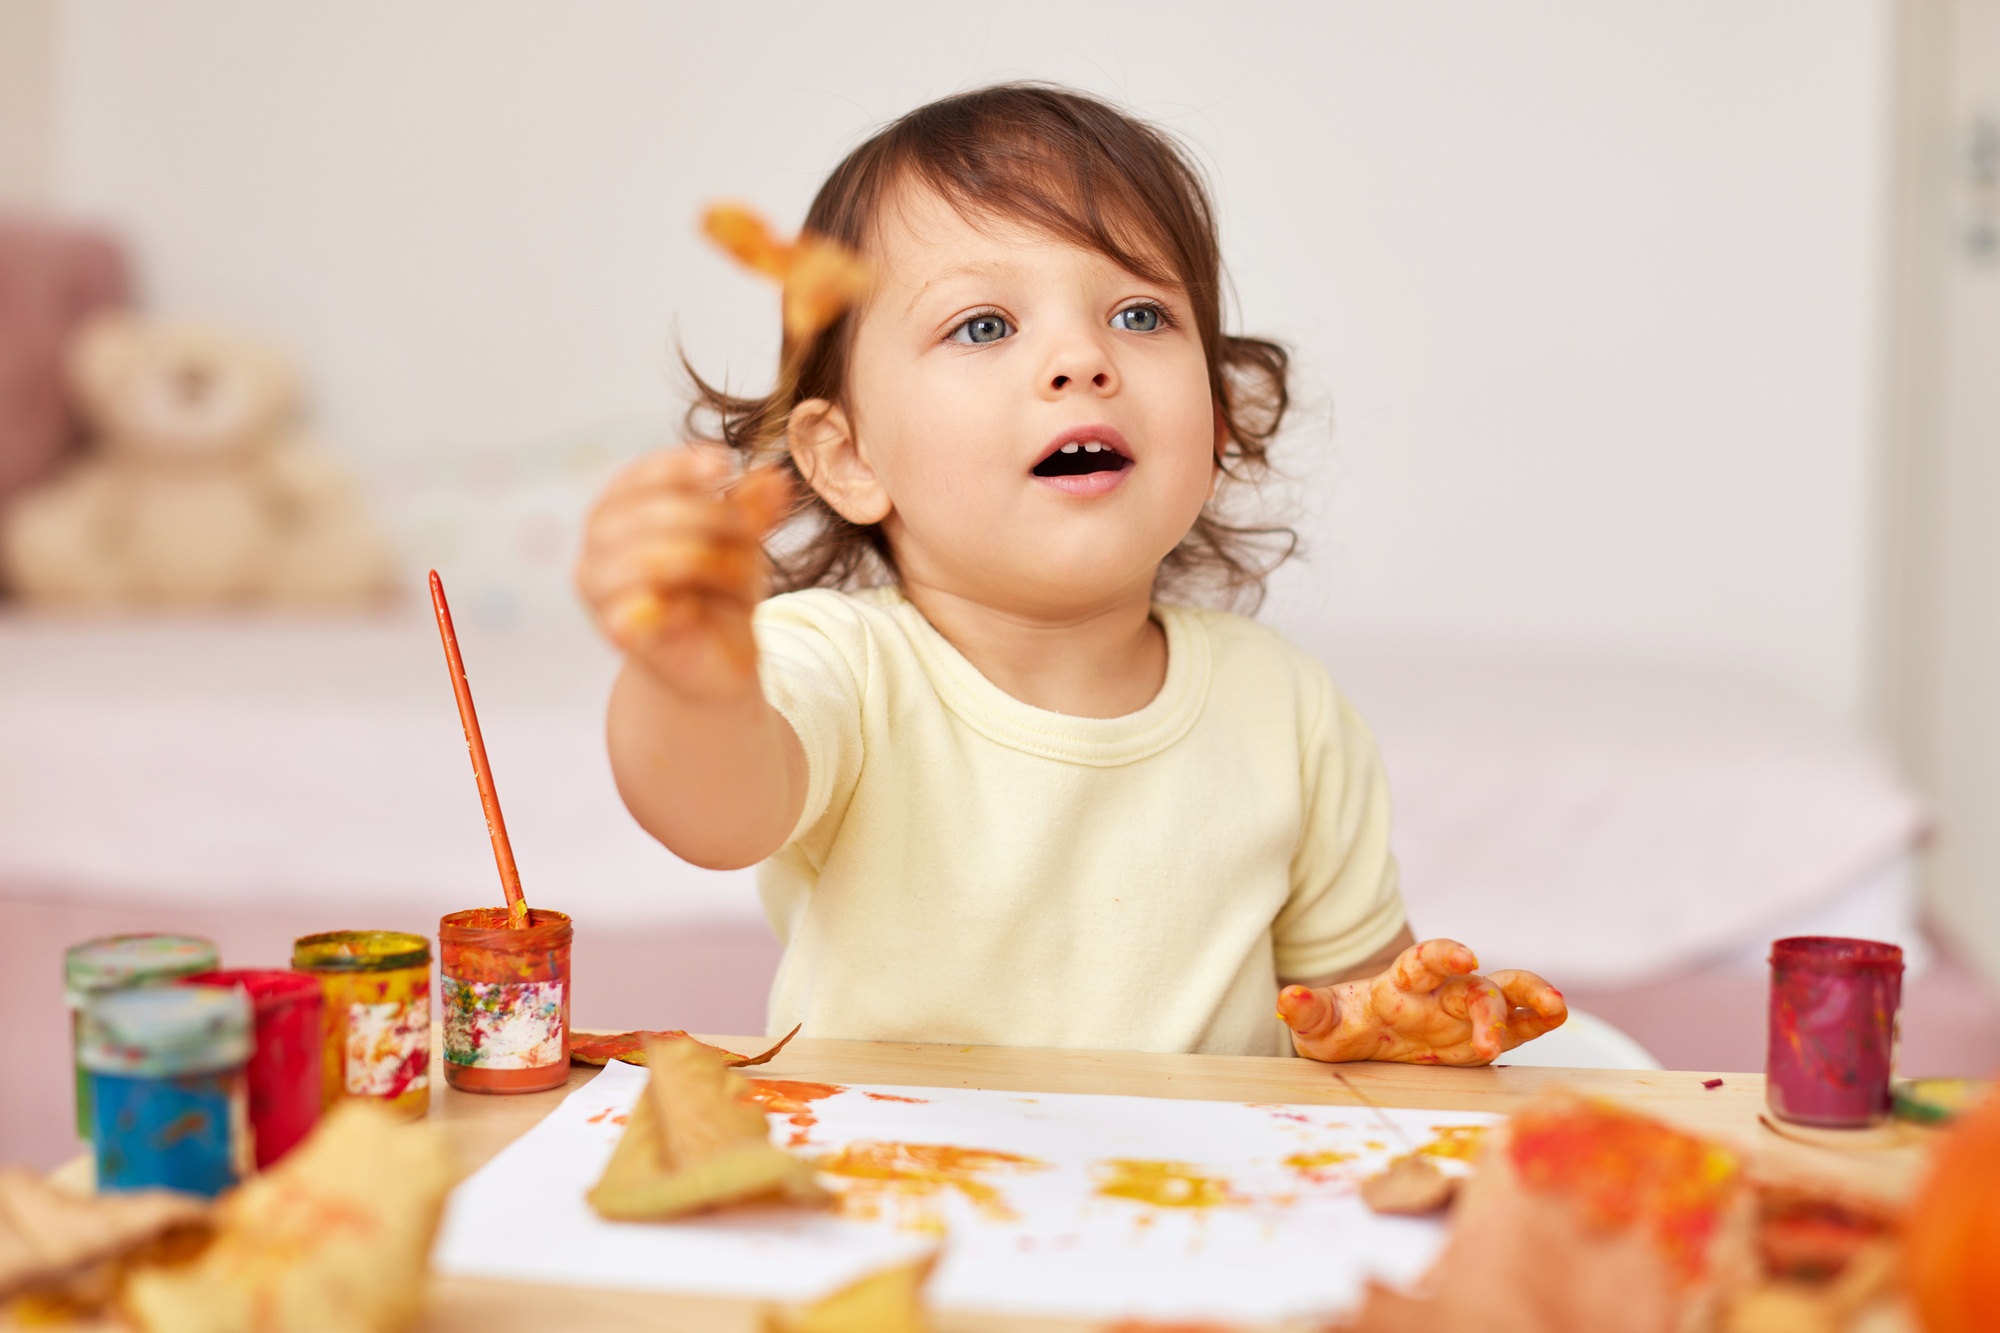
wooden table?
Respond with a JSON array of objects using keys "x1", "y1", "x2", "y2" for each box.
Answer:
[{"x1": 421, "y1": 1039, "x2": 1935, "y2": 1333}]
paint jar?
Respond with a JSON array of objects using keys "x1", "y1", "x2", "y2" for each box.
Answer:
[
  {"x1": 291, "y1": 931, "x2": 432, "y2": 1118},
  {"x1": 80, "y1": 985, "x2": 252, "y2": 1196},
  {"x1": 1767, "y1": 936, "x2": 1904, "y2": 1128},
  {"x1": 64, "y1": 934, "x2": 220, "y2": 1140},
  {"x1": 182, "y1": 970, "x2": 324, "y2": 1169},
  {"x1": 438, "y1": 908, "x2": 573, "y2": 1094}
]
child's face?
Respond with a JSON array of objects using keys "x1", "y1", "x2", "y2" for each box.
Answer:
[{"x1": 791, "y1": 183, "x2": 1220, "y2": 615}]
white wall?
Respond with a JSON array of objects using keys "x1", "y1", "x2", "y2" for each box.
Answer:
[
  {"x1": 0, "y1": 0, "x2": 59, "y2": 205},
  {"x1": 48, "y1": 0, "x2": 1892, "y2": 719}
]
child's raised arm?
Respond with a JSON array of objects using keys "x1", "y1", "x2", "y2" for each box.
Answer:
[{"x1": 577, "y1": 447, "x2": 806, "y2": 870}]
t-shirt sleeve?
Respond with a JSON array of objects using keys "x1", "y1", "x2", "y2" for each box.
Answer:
[
  {"x1": 752, "y1": 593, "x2": 868, "y2": 850},
  {"x1": 1270, "y1": 667, "x2": 1409, "y2": 982}
]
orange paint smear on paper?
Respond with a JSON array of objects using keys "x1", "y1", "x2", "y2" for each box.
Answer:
[
  {"x1": 1507, "y1": 1101, "x2": 1742, "y2": 1285},
  {"x1": 863, "y1": 1092, "x2": 929, "y2": 1104},
  {"x1": 1281, "y1": 1149, "x2": 1357, "y2": 1184},
  {"x1": 1407, "y1": 1124, "x2": 1487, "y2": 1163},
  {"x1": 815, "y1": 1140, "x2": 1049, "y2": 1232},
  {"x1": 741, "y1": 1077, "x2": 846, "y2": 1145},
  {"x1": 584, "y1": 1108, "x2": 628, "y2": 1127},
  {"x1": 1093, "y1": 1160, "x2": 1243, "y2": 1210}
]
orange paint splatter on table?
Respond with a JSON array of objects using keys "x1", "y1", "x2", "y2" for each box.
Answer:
[
  {"x1": 1507, "y1": 1100, "x2": 1742, "y2": 1285},
  {"x1": 863, "y1": 1092, "x2": 929, "y2": 1104},
  {"x1": 815, "y1": 1140, "x2": 1049, "y2": 1229},
  {"x1": 1093, "y1": 1160, "x2": 1243, "y2": 1210}
]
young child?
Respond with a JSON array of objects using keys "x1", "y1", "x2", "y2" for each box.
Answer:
[{"x1": 576, "y1": 83, "x2": 1566, "y2": 1064}]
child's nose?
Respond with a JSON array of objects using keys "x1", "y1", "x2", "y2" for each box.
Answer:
[{"x1": 1042, "y1": 340, "x2": 1118, "y2": 398}]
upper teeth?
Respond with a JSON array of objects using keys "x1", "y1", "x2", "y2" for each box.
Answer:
[{"x1": 1060, "y1": 442, "x2": 1106, "y2": 454}]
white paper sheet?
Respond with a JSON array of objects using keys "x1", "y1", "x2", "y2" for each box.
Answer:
[{"x1": 434, "y1": 1061, "x2": 1498, "y2": 1323}]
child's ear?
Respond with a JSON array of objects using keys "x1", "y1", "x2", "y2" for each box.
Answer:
[{"x1": 788, "y1": 398, "x2": 892, "y2": 525}]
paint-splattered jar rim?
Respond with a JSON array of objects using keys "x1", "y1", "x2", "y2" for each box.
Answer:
[
  {"x1": 64, "y1": 933, "x2": 219, "y2": 1008},
  {"x1": 79, "y1": 986, "x2": 252, "y2": 1077},
  {"x1": 182, "y1": 968, "x2": 324, "y2": 1015},
  {"x1": 1769, "y1": 936, "x2": 1905, "y2": 974},
  {"x1": 291, "y1": 930, "x2": 431, "y2": 974},
  {"x1": 438, "y1": 907, "x2": 573, "y2": 949}
]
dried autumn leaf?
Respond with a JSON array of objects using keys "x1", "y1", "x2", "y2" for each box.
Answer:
[
  {"x1": 0, "y1": 1168, "x2": 209, "y2": 1304},
  {"x1": 1360, "y1": 1156, "x2": 1458, "y2": 1216},
  {"x1": 763, "y1": 1252, "x2": 938, "y2": 1333},
  {"x1": 571, "y1": 1023, "x2": 800, "y2": 1069},
  {"x1": 703, "y1": 202, "x2": 791, "y2": 281},
  {"x1": 587, "y1": 1039, "x2": 825, "y2": 1221},
  {"x1": 122, "y1": 1100, "x2": 455, "y2": 1333},
  {"x1": 781, "y1": 236, "x2": 872, "y2": 340},
  {"x1": 701, "y1": 201, "x2": 872, "y2": 340},
  {"x1": 1336, "y1": 1096, "x2": 1752, "y2": 1333}
]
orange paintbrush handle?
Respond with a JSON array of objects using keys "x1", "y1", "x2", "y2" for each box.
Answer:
[{"x1": 429, "y1": 570, "x2": 530, "y2": 929}]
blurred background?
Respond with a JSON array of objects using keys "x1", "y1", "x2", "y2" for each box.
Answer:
[{"x1": 2, "y1": 0, "x2": 1996, "y2": 1165}]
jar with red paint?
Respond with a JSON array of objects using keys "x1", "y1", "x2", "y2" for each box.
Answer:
[
  {"x1": 183, "y1": 969, "x2": 323, "y2": 1169},
  {"x1": 1766, "y1": 936, "x2": 1904, "y2": 1128},
  {"x1": 438, "y1": 908, "x2": 572, "y2": 1094}
]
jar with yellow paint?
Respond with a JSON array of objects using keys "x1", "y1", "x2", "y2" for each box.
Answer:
[{"x1": 290, "y1": 930, "x2": 432, "y2": 1118}]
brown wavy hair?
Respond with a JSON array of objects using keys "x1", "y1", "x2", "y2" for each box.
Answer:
[{"x1": 686, "y1": 82, "x2": 1298, "y2": 609}]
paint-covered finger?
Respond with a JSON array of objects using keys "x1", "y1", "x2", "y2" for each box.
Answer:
[
  {"x1": 600, "y1": 538, "x2": 761, "y2": 600},
  {"x1": 586, "y1": 495, "x2": 756, "y2": 554},
  {"x1": 729, "y1": 465, "x2": 795, "y2": 537},
  {"x1": 1464, "y1": 980, "x2": 1508, "y2": 1062},
  {"x1": 1501, "y1": 1006, "x2": 1568, "y2": 1051},
  {"x1": 1391, "y1": 938, "x2": 1480, "y2": 994},
  {"x1": 1276, "y1": 985, "x2": 1338, "y2": 1041},
  {"x1": 1487, "y1": 970, "x2": 1568, "y2": 1021},
  {"x1": 597, "y1": 446, "x2": 732, "y2": 504}
]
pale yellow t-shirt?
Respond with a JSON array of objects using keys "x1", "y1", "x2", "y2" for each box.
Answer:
[{"x1": 750, "y1": 586, "x2": 1407, "y2": 1057}]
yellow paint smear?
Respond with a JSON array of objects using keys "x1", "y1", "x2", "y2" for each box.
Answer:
[
  {"x1": 815, "y1": 1141, "x2": 1048, "y2": 1230},
  {"x1": 1093, "y1": 1159, "x2": 1242, "y2": 1210},
  {"x1": 1282, "y1": 1149, "x2": 1357, "y2": 1183},
  {"x1": 1409, "y1": 1125, "x2": 1487, "y2": 1163}
]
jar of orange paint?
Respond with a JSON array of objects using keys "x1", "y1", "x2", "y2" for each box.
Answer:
[
  {"x1": 291, "y1": 930, "x2": 432, "y2": 1118},
  {"x1": 438, "y1": 908, "x2": 572, "y2": 1094}
]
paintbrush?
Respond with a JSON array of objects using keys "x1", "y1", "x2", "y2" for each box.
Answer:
[{"x1": 429, "y1": 569, "x2": 530, "y2": 929}]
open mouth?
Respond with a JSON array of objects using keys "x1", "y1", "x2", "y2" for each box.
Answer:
[{"x1": 1032, "y1": 438, "x2": 1133, "y2": 479}]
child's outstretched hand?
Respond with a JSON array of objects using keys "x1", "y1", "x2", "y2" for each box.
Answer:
[
  {"x1": 1276, "y1": 939, "x2": 1567, "y2": 1066},
  {"x1": 576, "y1": 446, "x2": 792, "y2": 704}
]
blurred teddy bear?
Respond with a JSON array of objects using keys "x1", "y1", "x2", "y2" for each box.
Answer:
[{"x1": 1, "y1": 314, "x2": 394, "y2": 606}]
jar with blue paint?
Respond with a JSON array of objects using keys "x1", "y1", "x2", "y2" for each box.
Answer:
[
  {"x1": 64, "y1": 933, "x2": 219, "y2": 1139},
  {"x1": 80, "y1": 985, "x2": 252, "y2": 1196}
]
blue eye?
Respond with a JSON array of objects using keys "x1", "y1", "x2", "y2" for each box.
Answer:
[
  {"x1": 1112, "y1": 304, "x2": 1163, "y2": 332},
  {"x1": 950, "y1": 313, "x2": 1014, "y2": 345}
]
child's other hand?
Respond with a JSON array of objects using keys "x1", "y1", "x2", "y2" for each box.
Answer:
[
  {"x1": 576, "y1": 446, "x2": 792, "y2": 703},
  {"x1": 1276, "y1": 938, "x2": 1567, "y2": 1066}
]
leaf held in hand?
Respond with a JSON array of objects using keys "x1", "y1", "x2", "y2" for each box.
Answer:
[
  {"x1": 701, "y1": 202, "x2": 872, "y2": 339},
  {"x1": 1360, "y1": 1156, "x2": 1458, "y2": 1215}
]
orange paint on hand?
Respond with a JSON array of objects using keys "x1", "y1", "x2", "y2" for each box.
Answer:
[
  {"x1": 1507, "y1": 1100, "x2": 1742, "y2": 1285},
  {"x1": 1093, "y1": 1160, "x2": 1243, "y2": 1210}
]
